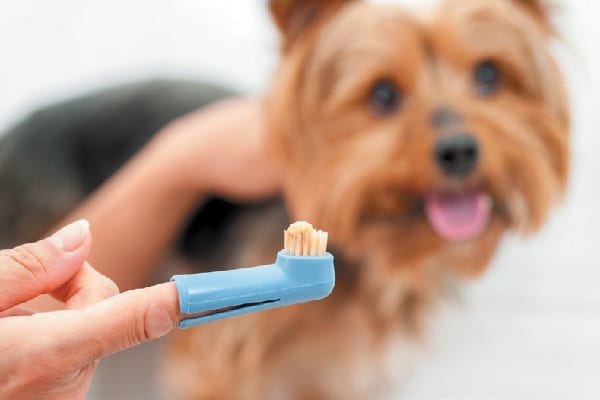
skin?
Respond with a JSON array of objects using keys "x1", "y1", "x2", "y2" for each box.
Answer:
[
  {"x1": 0, "y1": 220, "x2": 183, "y2": 400},
  {"x1": 1, "y1": 99, "x2": 282, "y2": 398}
]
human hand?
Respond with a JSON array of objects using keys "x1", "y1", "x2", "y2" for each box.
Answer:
[
  {"x1": 152, "y1": 97, "x2": 282, "y2": 201},
  {"x1": 0, "y1": 220, "x2": 181, "y2": 400}
]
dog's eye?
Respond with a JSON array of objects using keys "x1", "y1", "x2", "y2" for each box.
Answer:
[
  {"x1": 370, "y1": 80, "x2": 401, "y2": 116},
  {"x1": 473, "y1": 61, "x2": 501, "y2": 96}
]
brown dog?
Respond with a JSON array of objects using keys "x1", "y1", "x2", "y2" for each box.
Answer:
[
  {"x1": 0, "y1": 0, "x2": 568, "y2": 398},
  {"x1": 163, "y1": 0, "x2": 570, "y2": 399}
]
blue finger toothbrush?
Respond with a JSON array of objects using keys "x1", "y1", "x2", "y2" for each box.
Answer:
[{"x1": 171, "y1": 221, "x2": 335, "y2": 328}]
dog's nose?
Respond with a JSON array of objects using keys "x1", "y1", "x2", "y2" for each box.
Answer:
[{"x1": 434, "y1": 134, "x2": 479, "y2": 177}]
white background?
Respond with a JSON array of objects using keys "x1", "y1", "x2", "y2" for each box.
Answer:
[{"x1": 0, "y1": 1, "x2": 599, "y2": 399}]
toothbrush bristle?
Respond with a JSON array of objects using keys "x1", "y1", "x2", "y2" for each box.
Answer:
[{"x1": 283, "y1": 221, "x2": 328, "y2": 256}]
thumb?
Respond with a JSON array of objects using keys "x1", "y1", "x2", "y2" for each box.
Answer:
[
  {"x1": 0, "y1": 220, "x2": 91, "y2": 311},
  {"x1": 54, "y1": 282, "x2": 182, "y2": 364}
]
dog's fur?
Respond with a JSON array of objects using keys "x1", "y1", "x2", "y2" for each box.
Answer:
[{"x1": 0, "y1": 0, "x2": 569, "y2": 399}]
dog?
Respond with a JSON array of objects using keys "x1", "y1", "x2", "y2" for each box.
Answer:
[{"x1": 0, "y1": 0, "x2": 569, "y2": 399}]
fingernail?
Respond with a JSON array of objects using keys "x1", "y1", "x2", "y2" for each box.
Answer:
[{"x1": 49, "y1": 219, "x2": 90, "y2": 251}]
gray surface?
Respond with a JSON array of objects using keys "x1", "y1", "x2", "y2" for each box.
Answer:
[{"x1": 89, "y1": 339, "x2": 166, "y2": 400}]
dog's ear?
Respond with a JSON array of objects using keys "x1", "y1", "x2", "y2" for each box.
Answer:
[
  {"x1": 511, "y1": 0, "x2": 557, "y2": 35},
  {"x1": 269, "y1": 0, "x2": 355, "y2": 51}
]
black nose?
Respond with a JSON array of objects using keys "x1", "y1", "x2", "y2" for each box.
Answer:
[{"x1": 434, "y1": 134, "x2": 479, "y2": 177}]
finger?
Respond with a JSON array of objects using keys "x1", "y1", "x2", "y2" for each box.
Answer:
[
  {"x1": 0, "y1": 306, "x2": 34, "y2": 317},
  {"x1": 42, "y1": 282, "x2": 182, "y2": 367},
  {"x1": 0, "y1": 220, "x2": 91, "y2": 311},
  {"x1": 51, "y1": 262, "x2": 119, "y2": 310}
]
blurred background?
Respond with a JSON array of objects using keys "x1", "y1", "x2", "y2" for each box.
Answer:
[{"x1": 1, "y1": 1, "x2": 598, "y2": 398}]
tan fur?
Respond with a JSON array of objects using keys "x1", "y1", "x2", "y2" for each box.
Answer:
[{"x1": 164, "y1": 1, "x2": 570, "y2": 398}]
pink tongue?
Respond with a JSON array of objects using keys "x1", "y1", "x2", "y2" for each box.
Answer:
[{"x1": 425, "y1": 191, "x2": 491, "y2": 241}]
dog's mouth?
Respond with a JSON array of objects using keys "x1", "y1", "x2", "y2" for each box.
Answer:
[
  {"x1": 424, "y1": 189, "x2": 492, "y2": 242},
  {"x1": 360, "y1": 186, "x2": 501, "y2": 242}
]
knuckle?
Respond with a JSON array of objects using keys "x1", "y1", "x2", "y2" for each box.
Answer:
[
  {"x1": 143, "y1": 302, "x2": 176, "y2": 341},
  {"x1": 122, "y1": 308, "x2": 153, "y2": 347},
  {"x1": 137, "y1": 313, "x2": 153, "y2": 344},
  {"x1": 115, "y1": 292, "x2": 154, "y2": 347},
  {"x1": 0, "y1": 244, "x2": 49, "y2": 289},
  {"x1": 97, "y1": 277, "x2": 119, "y2": 300},
  {"x1": 108, "y1": 288, "x2": 177, "y2": 351},
  {"x1": 131, "y1": 299, "x2": 174, "y2": 344}
]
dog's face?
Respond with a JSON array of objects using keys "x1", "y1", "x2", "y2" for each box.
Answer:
[{"x1": 266, "y1": 0, "x2": 569, "y2": 280}]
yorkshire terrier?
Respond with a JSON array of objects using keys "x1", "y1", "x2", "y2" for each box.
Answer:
[{"x1": 0, "y1": 0, "x2": 569, "y2": 399}]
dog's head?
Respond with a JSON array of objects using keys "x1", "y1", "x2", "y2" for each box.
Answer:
[{"x1": 266, "y1": 0, "x2": 569, "y2": 280}]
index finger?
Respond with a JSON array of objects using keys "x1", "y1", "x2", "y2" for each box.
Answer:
[{"x1": 0, "y1": 220, "x2": 91, "y2": 311}]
